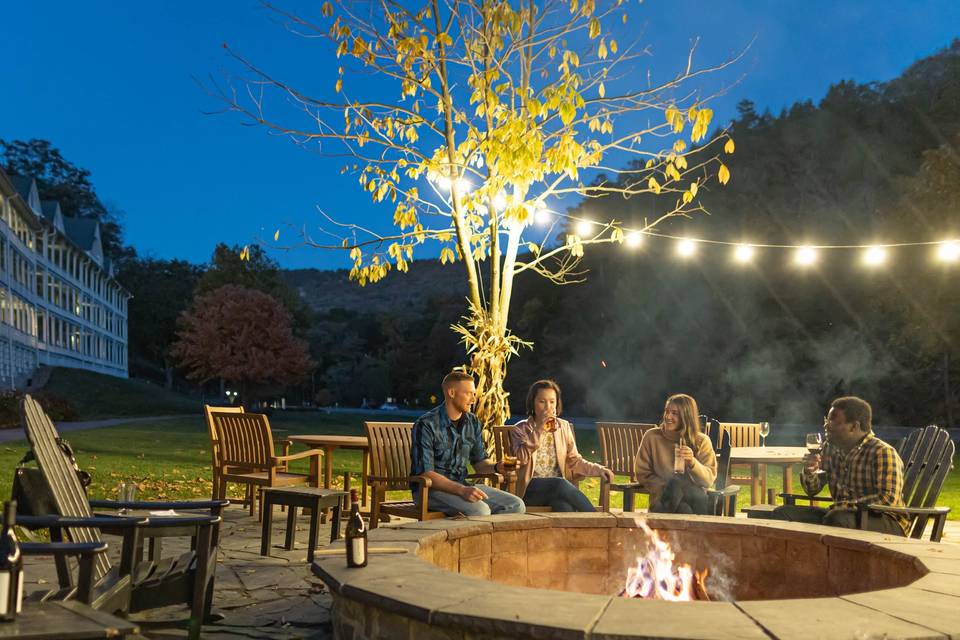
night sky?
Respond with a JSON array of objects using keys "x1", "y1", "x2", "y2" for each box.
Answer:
[{"x1": 1, "y1": 1, "x2": 957, "y2": 270}]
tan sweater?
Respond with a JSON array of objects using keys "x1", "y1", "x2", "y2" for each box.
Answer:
[{"x1": 633, "y1": 427, "x2": 717, "y2": 504}]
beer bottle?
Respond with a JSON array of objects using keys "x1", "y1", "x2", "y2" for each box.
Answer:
[
  {"x1": 345, "y1": 489, "x2": 367, "y2": 568},
  {"x1": 0, "y1": 501, "x2": 23, "y2": 621}
]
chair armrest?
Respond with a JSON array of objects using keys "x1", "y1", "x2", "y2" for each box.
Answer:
[
  {"x1": 273, "y1": 448, "x2": 324, "y2": 464},
  {"x1": 20, "y1": 541, "x2": 109, "y2": 557},
  {"x1": 709, "y1": 484, "x2": 741, "y2": 497},
  {"x1": 90, "y1": 499, "x2": 229, "y2": 513},
  {"x1": 606, "y1": 481, "x2": 643, "y2": 491},
  {"x1": 779, "y1": 493, "x2": 834, "y2": 505},
  {"x1": 368, "y1": 474, "x2": 433, "y2": 488},
  {"x1": 866, "y1": 504, "x2": 951, "y2": 517},
  {"x1": 17, "y1": 514, "x2": 149, "y2": 530}
]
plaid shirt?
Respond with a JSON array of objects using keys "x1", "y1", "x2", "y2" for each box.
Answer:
[
  {"x1": 410, "y1": 404, "x2": 487, "y2": 489},
  {"x1": 801, "y1": 433, "x2": 909, "y2": 534}
]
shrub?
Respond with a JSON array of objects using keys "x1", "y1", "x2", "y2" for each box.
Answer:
[{"x1": 0, "y1": 390, "x2": 79, "y2": 429}]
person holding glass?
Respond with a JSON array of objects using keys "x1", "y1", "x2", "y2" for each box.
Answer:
[
  {"x1": 634, "y1": 394, "x2": 717, "y2": 514},
  {"x1": 510, "y1": 380, "x2": 614, "y2": 511},
  {"x1": 769, "y1": 396, "x2": 907, "y2": 535}
]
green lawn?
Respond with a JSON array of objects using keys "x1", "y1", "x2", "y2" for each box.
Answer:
[{"x1": 2, "y1": 413, "x2": 957, "y2": 519}]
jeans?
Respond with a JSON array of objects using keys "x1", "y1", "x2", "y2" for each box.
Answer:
[
  {"x1": 523, "y1": 477, "x2": 596, "y2": 512},
  {"x1": 424, "y1": 484, "x2": 526, "y2": 517},
  {"x1": 769, "y1": 504, "x2": 905, "y2": 535},
  {"x1": 650, "y1": 476, "x2": 710, "y2": 515}
]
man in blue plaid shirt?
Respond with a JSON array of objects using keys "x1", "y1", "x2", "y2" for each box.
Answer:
[
  {"x1": 770, "y1": 396, "x2": 907, "y2": 535},
  {"x1": 410, "y1": 370, "x2": 525, "y2": 516}
]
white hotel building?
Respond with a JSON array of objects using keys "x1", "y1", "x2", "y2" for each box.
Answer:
[{"x1": 0, "y1": 166, "x2": 129, "y2": 387}]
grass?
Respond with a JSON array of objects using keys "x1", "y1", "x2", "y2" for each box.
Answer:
[
  {"x1": 42, "y1": 367, "x2": 201, "y2": 419},
  {"x1": 2, "y1": 412, "x2": 957, "y2": 521}
]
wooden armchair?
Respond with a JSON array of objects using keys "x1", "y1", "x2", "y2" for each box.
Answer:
[
  {"x1": 596, "y1": 422, "x2": 657, "y2": 512},
  {"x1": 18, "y1": 394, "x2": 226, "y2": 640},
  {"x1": 491, "y1": 425, "x2": 519, "y2": 495},
  {"x1": 707, "y1": 428, "x2": 741, "y2": 516},
  {"x1": 780, "y1": 425, "x2": 954, "y2": 541},
  {"x1": 203, "y1": 404, "x2": 246, "y2": 504},
  {"x1": 210, "y1": 411, "x2": 322, "y2": 520},
  {"x1": 718, "y1": 422, "x2": 763, "y2": 503},
  {"x1": 364, "y1": 422, "x2": 502, "y2": 529}
]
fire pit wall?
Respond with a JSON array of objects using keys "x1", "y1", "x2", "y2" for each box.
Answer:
[{"x1": 413, "y1": 513, "x2": 923, "y2": 601}]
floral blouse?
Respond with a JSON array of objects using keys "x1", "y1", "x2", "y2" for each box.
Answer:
[{"x1": 532, "y1": 430, "x2": 562, "y2": 478}]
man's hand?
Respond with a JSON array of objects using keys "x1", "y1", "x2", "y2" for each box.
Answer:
[
  {"x1": 459, "y1": 484, "x2": 486, "y2": 503},
  {"x1": 600, "y1": 467, "x2": 615, "y2": 483},
  {"x1": 803, "y1": 452, "x2": 821, "y2": 473}
]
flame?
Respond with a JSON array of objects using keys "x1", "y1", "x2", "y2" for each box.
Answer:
[{"x1": 623, "y1": 521, "x2": 707, "y2": 601}]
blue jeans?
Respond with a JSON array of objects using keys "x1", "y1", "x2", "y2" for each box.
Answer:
[
  {"x1": 424, "y1": 485, "x2": 526, "y2": 517},
  {"x1": 523, "y1": 477, "x2": 596, "y2": 512}
]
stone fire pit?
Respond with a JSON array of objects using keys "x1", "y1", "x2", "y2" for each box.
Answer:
[{"x1": 313, "y1": 512, "x2": 960, "y2": 639}]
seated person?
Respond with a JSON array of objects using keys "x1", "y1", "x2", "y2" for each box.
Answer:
[
  {"x1": 634, "y1": 393, "x2": 716, "y2": 514},
  {"x1": 410, "y1": 370, "x2": 525, "y2": 517},
  {"x1": 770, "y1": 396, "x2": 907, "y2": 535},
  {"x1": 511, "y1": 380, "x2": 614, "y2": 511}
]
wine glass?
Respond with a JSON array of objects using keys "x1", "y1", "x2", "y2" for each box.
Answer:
[
  {"x1": 759, "y1": 422, "x2": 770, "y2": 447},
  {"x1": 117, "y1": 482, "x2": 138, "y2": 515},
  {"x1": 804, "y1": 433, "x2": 827, "y2": 474}
]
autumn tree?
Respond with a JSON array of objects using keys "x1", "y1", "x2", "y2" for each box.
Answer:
[
  {"x1": 215, "y1": 0, "x2": 735, "y2": 431},
  {"x1": 172, "y1": 284, "x2": 314, "y2": 405}
]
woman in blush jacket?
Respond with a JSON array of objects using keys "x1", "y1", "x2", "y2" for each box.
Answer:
[{"x1": 510, "y1": 379, "x2": 614, "y2": 511}]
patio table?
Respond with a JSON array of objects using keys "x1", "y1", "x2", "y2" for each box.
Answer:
[
  {"x1": 729, "y1": 446, "x2": 808, "y2": 505},
  {"x1": 0, "y1": 601, "x2": 139, "y2": 639},
  {"x1": 287, "y1": 434, "x2": 370, "y2": 507}
]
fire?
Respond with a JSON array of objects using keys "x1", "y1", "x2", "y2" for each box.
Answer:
[{"x1": 623, "y1": 521, "x2": 710, "y2": 601}]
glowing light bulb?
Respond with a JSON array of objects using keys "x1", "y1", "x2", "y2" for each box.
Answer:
[
  {"x1": 937, "y1": 240, "x2": 959, "y2": 262},
  {"x1": 676, "y1": 239, "x2": 696, "y2": 257},
  {"x1": 534, "y1": 205, "x2": 550, "y2": 225},
  {"x1": 863, "y1": 246, "x2": 887, "y2": 266},
  {"x1": 733, "y1": 244, "x2": 754, "y2": 263},
  {"x1": 576, "y1": 220, "x2": 593, "y2": 237},
  {"x1": 454, "y1": 177, "x2": 471, "y2": 193},
  {"x1": 436, "y1": 176, "x2": 452, "y2": 191},
  {"x1": 625, "y1": 231, "x2": 643, "y2": 248},
  {"x1": 492, "y1": 192, "x2": 507, "y2": 211},
  {"x1": 795, "y1": 246, "x2": 817, "y2": 266}
]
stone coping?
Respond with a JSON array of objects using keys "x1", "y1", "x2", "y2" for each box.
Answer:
[{"x1": 313, "y1": 513, "x2": 960, "y2": 639}]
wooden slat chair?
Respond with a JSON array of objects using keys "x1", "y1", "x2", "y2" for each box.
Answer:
[
  {"x1": 203, "y1": 404, "x2": 245, "y2": 504},
  {"x1": 596, "y1": 422, "x2": 657, "y2": 512},
  {"x1": 365, "y1": 421, "x2": 503, "y2": 529},
  {"x1": 707, "y1": 428, "x2": 741, "y2": 516},
  {"x1": 491, "y1": 424, "x2": 554, "y2": 512},
  {"x1": 718, "y1": 422, "x2": 763, "y2": 503},
  {"x1": 18, "y1": 394, "x2": 225, "y2": 640},
  {"x1": 210, "y1": 411, "x2": 322, "y2": 520}
]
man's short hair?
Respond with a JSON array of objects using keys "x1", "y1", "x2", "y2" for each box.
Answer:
[
  {"x1": 442, "y1": 369, "x2": 474, "y2": 391},
  {"x1": 831, "y1": 396, "x2": 873, "y2": 432}
]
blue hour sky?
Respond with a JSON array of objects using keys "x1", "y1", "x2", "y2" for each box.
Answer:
[{"x1": 1, "y1": 1, "x2": 957, "y2": 270}]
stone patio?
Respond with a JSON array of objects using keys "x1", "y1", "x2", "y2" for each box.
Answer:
[{"x1": 19, "y1": 508, "x2": 960, "y2": 639}]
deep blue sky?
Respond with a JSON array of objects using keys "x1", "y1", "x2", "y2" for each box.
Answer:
[{"x1": 1, "y1": 1, "x2": 957, "y2": 270}]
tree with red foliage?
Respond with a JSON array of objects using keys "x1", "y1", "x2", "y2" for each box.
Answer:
[{"x1": 172, "y1": 285, "x2": 314, "y2": 405}]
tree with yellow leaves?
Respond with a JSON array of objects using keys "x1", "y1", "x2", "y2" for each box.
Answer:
[{"x1": 215, "y1": 0, "x2": 737, "y2": 435}]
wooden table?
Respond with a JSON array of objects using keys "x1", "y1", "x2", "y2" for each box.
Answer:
[
  {"x1": 287, "y1": 435, "x2": 370, "y2": 506},
  {"x1": 730, "y1": 446, "x2": 808, "y2": 505},
  {"x1": 260, "y1": 487, "x2": 347, "y2": 562},
  {"x1": 0, "y1": 601, "x2": 139, "y2": 639}
]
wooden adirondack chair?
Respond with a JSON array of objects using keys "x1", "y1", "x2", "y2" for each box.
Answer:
[
  {"x1": 707, "y1": 428, "x2": 741, "y2": 516},
  {"x1": 17, "y1": 394, "x2": 226, "y2": 640},
  {"x1": 365, "y1": 421, "x2": 503, "y2": 529},
  {"x1": 209, "y1": 411, "x2": 322, "y2": 520},
  {"x1": 596, "y1": 422, "x2": 657, "y2": 512},
  {"x1": 860, "y1": 425, "x2": 954, "y2": 541},
  {"x1": 718, "y1": 422, "x2": 762, "y2": 502}
]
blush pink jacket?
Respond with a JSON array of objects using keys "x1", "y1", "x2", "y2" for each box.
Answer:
[{"x1": 510, "y1": 417, "x2": 606, "y2": 498}]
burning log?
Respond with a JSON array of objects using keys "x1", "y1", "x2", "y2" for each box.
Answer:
[{"x1": 621, "y1": 521, "x2": 712, "y2": 601}]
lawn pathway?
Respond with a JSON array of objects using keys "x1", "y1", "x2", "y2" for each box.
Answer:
[{"x1": 0, "y1": 414, "x2": 191, "y2": 443}]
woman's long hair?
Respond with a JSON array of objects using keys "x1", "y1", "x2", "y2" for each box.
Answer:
[
  {"x1": 661, "y1": 393, "x2": 701, "y2": 445},
  {"x1": 525, "y1": 379, "x2": 563, "y2": 417}
]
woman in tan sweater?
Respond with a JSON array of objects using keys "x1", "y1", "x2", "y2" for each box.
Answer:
[
  {"x1": 633, "y1": 393, "x2": 717, "y2": 514},
  {"x1": 511, "y1": 380, "x2": 614, "y2": 511}
]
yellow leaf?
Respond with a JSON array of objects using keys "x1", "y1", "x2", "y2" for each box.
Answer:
[
  {"x1": 598, "y1": 39, "x2": 608, "y2": 60},
  {"x1": 690, "y1": 181, "x2": 699, "y2": 197},
  {"x1": 273, "y1": 229, "x2": 280, "y2": 241},
  {"x1": 588, "y1": 18, "x2": 600, "y2": 39},
  {"x1": 647, "y1": 177, "x2": 661, "y2": 194},
  {"x1": 718, "y1": 163, "x2": 730, "y2": 185},
  {"x1": 321, "y1": 2, "x2": 333, "y2": 17},
  {"x1": 610, "y1": 39, "x2": 618, "y2": 54},
  {"x1": 724, "y1": 138, "x2": 736, "y2": 154},
  {"x1": 335, "y1": 78, "x2": 342, "y2": 93},
  {"x1": 621, "y1": 12, "x2": 627, "y2": 24},
  {"x1": 598, "y1": 82, "x2": 605, "y2": 98},
  {"x1": 682, "y1": 191, "x2": 693, "y2": 204}
]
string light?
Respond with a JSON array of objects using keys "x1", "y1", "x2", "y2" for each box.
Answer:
[
  {"x1": 862, "y1": 246, "x2": 887, "y2": 267},
  {"x1": 625, "y1": 231, "x2": 643, "y2": 248},
  {"x1": 576, "y1": 220, "x2": 594, "y2": 237},
  {"x1": 733, "y1": 244, "x2": 755, "y2": 263},
  {"x1": 937, "y1": 240, "x2": 959, "y2": 262},
  {"x1": 794, "y1": 246, "x2": 817, "y2": 266},
  {"x1": 534, "y1": 207, "x2": 551, "y2": 225},
  {"x1": 492, "y1": 191, "x2": 507, "y2": 211},
  {"x1": 676, "y1": 238, "x2": 696, "y2": 257}
]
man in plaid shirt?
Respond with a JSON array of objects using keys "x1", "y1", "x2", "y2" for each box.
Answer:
[{"x1": 771, "y1": 396, "x2": 908, "y2": 535}]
